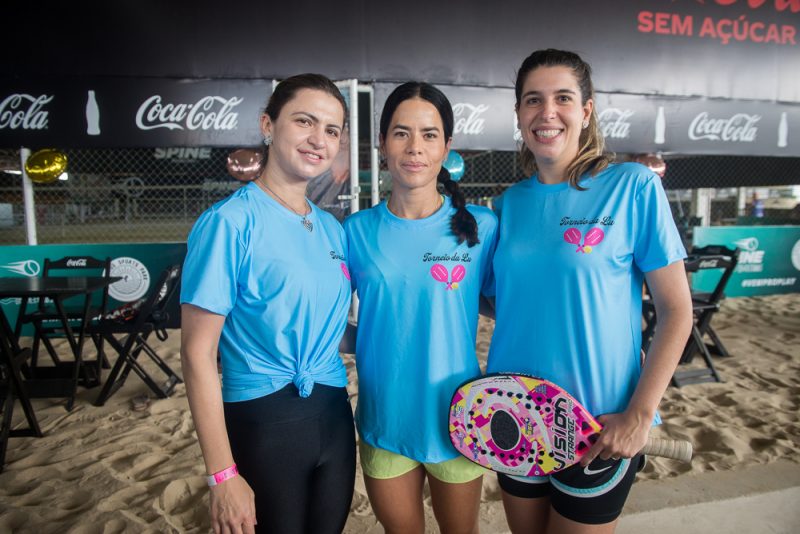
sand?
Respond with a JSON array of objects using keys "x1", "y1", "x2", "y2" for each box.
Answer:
[{"x1": 0, "y1": 294, "x2": 798, "y2": 533}]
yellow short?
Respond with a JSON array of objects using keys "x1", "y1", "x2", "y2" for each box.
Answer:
[{"x1": 359, "y1": 441, "x2": 485, "y2": 484}]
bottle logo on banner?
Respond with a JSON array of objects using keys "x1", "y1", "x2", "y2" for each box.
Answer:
[
  {"x1": 86, "y1": 90, "x2": 100, "y2": 135},
  {"x1": 452, "y1": 103, "x2": 488, "y2": 135},
  {"x1": 598, "y1": 108, "x2": 634, "y2": 139},
  {"x1": 0, "y1": 94, "x2": 53, "y2": 130},
  {"x1": 688, "y1": 112, "x2": 760, "y2": 142},
  {"x1": 778, "y1": 112, "x2": 788, "y2": 148},
  {"x1": 654, "y1": 106, "x2": 666, "y2": 145},
  {"x1": 135, "y1": 95, "x2": 243, "y2": 131}
]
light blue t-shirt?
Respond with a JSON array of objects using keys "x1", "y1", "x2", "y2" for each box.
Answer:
[
  {"x1": 487, "y1": 163, "x2": 686, "y2": 421},
  {"x1": 345, "y1": 197, "x2": 498, "y2": 463},
  {"x1": 181, "y1": 181, "x2": 351, "y2": 402}
]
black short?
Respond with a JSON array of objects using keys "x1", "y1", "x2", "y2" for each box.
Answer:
[
  {"x1": 497, "y1": 455, "x2": 645, "y2": 525},
  {"x1": 225, "y1": 384, "x2": 356, "y2": 534}
]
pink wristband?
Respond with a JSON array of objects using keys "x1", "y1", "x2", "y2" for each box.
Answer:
[{"x1": 207, "y1": 464, "x2": 238, "y2": 487}]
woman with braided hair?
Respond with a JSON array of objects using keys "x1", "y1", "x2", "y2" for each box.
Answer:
[{"x1": 344, "y1": 81, "x2": 497, "y2": 533}]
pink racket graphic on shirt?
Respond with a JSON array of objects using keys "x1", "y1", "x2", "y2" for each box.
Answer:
[
  {"x1": 563, "y1": 228, "x2": 605, "y2": 254},
  {"x1": 340, "y1": 262, "x2": 351, "y2": 281},
  {"x1": 451, "y1": 265, "x2": 466, "y2": 289},
  {"x1": 431, "y1": 263, "x2": 466, "y2": 290},
  {"x1": 564, "y1": 228, "x2": 582, "y2": 252}
]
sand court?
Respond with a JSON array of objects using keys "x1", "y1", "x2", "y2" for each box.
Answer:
[{"x1": 0, "y1": 294, "x2": 798, "y2": 533}]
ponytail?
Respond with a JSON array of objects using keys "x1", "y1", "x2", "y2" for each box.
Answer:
[{"x1": 438, "y1": 168, "x2": 479, "y2": 247}]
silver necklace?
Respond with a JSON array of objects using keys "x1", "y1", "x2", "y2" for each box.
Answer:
[{"x1": 257, "y1": 178, "x2": 313, "y2": 232}]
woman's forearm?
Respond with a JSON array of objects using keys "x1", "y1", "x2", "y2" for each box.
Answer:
[
  {"x1": 627, "y1": 261, "x2": 693, "y2": 420},
  {"x1": 181, "y1": 304, "x2": 235, "y2": 474}
]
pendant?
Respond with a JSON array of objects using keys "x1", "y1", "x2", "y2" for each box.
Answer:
[{"x1": 301, "y1": 217, "x2": 313, "y2": 232}]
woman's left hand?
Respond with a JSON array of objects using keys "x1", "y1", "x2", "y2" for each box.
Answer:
[{"x1": 580, "y1": 410, "x2": 651, "y2": 466}]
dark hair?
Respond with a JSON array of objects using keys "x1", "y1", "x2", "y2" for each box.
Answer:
[
  {"x1": 514, "y1": 49, "x2": 613, "y2": 190},
  {"x1": 262, "y1": 73, "x2": 347, "y2": 163},
  {"x1": 266, "y1": 73, "x2": 347, "y2": 123},
  {"x1": 379, "y1": 82, "x2": 479, "y2": 247}
]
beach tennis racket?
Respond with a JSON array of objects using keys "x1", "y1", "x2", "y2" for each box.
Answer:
[{"x1": 448, "y1": 373, "x2": 692, "y2": 477}]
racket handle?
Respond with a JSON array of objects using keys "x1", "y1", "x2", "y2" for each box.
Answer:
[{"x1": 642, "y1": 437, "x2": 693, "y2": 462}]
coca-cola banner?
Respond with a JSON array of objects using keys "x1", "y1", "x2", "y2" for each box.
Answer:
[
  {"x1": 0, "y1": 79, "x2": 272, "y2": 148},
  {"x1": 374, "y1": 83, "x2": 799, "y2": 157},
  {"x1": 594, "y1": 94, "x2": 798, "y2": 156}
]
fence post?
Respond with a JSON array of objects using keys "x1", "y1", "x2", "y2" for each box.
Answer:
[{"x1": 20, "y1": 147, "x2": 37, "y2": 245}]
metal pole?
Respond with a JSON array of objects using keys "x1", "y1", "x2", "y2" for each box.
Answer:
[
  {"x1": 370, "y1": 147, "x2": 379, "y2": 206},
  {"x1": 20, "y1": 147, "x2": 37, "y2": 245},
  {"x1": 367, "y1": 86, "x2": 380, "y2": 207},
  {"x1": 348, "y1": 79, "x2": 359, "y2": 215}
]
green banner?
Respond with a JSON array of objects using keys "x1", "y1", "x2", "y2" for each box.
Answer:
[
  {"x1": 0, "y1": 243, "x2": 186, "y2": 335},
  {"x1": 692, "y1": 226, "x2": 800, "y2": 297}
]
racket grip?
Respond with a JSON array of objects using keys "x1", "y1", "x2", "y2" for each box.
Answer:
[{"x1": 641, "y1": 438, "x2": 693, "y2": 462}]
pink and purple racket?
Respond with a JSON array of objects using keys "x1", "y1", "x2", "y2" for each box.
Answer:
[{"x1": 448, "y1": 374, "x2": 692, "y2": 477}]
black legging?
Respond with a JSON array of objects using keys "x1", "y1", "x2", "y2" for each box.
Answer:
[{"x1": 224, "y1": 384, "x2": 356, "y2": 534}]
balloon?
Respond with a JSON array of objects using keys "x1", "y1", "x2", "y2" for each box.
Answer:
[
  {"x1": 632, "y1": 153, "x2": 666, "y2": 178},
  {"x1": 24, "y1": 149, "x2": 67, "y2": 184},
  {"x1": 443, "y1": 150, "x2": 465, "y2": 182},
  {"x1": 227, "y1": 148, "x2": 264, "y2": 182}
]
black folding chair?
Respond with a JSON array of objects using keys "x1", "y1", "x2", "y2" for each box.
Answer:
[
  {"x1": 88, "y1": 264, "x2": 183, "y2": 406},
  {"x1": 25, "y1": 256, "x2": 112, "y2": 379},
  {"x1": 0, "y1": 330, "x2": 43, "y2": 472},
  {"x1": 642, "y1": 246, "x2": 739, "y2": 387},
  {"x1": 685, "y1": 245, "x2": 740, "y2": 359},
  {"x1": 674, "y1": 250, "x2": 739, "y2": 386}
]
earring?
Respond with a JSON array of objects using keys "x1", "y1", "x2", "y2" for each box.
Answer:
[
  {"x1": 582, "y1": 120, "x2": 589, "y2": 129},
  {"x1": 263, "y1": 135, "x2": 272, "y2": 147}
]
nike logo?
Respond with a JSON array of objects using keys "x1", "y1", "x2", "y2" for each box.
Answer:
[{"x1": 583, "y1": 464, "x2": 613, "y2": 476}]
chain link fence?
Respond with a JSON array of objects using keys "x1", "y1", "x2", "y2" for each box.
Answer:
[
  {"x1": 450, "y1": 151, "x2": 800, "y2": 234},
  {"x1": 2, "y1": 146, "x2": 799, "y2": 245}
]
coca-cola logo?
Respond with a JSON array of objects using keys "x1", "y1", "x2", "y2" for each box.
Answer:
[
  {"x1": 66, "y1": 258, "x2": 88, "y2": 267},
  {"x1": 452, "y1": 103, "x2": 488, "y2": 135},
  {"x1": 0, "y1": 94, "x2": 53, "y2": 130},
  {"x1": 689, "y1": 112, "x2": 760, "y2": 142},
  {"x1": 135, "y1": 95, "x2": 242, "y2": 131},
  {"x1": 598, "y1": 108, "x2": 634, "y2": 139}
]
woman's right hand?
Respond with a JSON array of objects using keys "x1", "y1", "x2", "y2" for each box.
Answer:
[{"x1": 209, "y1": 475, "x2": 257, "y2": 534}]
